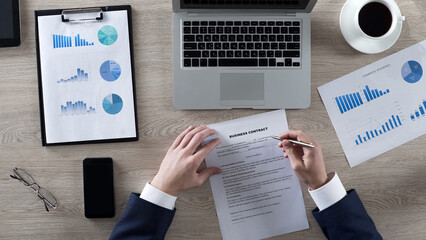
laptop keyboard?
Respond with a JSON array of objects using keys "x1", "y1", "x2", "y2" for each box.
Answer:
[{"x1": 182, "y1": 20, "x2": 301, "y2": 68}]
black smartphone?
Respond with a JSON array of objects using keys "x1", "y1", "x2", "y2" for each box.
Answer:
[
  {"x1": 0, "y1": 0, "x2": 21, "y2": 47},
  {"x1": 83, "y1": 158, "x2": 115, "y2": 218}
]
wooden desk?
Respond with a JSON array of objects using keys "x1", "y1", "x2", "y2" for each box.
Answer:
[{"x1": 0, "y1": 0, "x2": 425, "y2": 239}]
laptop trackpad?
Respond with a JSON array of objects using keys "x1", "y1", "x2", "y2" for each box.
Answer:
[{"x1": 220, "y1": 73, "x2": 265, "y2": 106}]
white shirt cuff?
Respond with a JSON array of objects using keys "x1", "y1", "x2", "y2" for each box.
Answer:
[
  {"x1": 140, "y1": 183, "x2": 177, "y2": 210},
  {"x1": 308, "y1": 172, "x2": 347, "y2": 211}
]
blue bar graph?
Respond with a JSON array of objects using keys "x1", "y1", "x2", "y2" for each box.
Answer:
[
  {"x1": 53, "y1": 34, "x2": 94, "y2": 49},
  {"x1": 334, "y1": 85, "x2": 390, "y2": 114},
  {"x1": 409, "y1": 99, "x2": 426, "y2": 121},
  {"x1": 74, "y1": 34, "x2": 94, "y2": 47},
  {"x1": 61, "y1": 101, "x2": 96, "y2": 116},
  {"x1": 355, "y1": 114, "x2": 402, "y2": 145},
  {"x1": 53, "y1": 34, "x2": 73, "y2": 49},
  {"x1": 57, "y1": 68, "x2": 89, "y2": 84}
]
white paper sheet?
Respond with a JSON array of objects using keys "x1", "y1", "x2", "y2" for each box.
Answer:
[
  {"x1": 204, "y1": 110, "x2": 309, "y2": 240},
  {"x1": 318, "y1": 40, "x2": 426, "y2": 167},
  {"x1": 37, "y1": 10, "x2": 136, "y2": 144}
]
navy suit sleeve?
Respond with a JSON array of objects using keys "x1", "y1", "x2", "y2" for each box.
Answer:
[
  {"x1": 312, "y1": 189, "x2": 382, "y2": 240},
  {"x1": 109, "y1": 193, "x2": 176, "y2": 240}
]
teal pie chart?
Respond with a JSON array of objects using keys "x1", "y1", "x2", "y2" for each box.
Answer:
[
  {"x1": 100, "y1": 60, "x2": 121, "y2": 82},
  {"x1": 103, "y1": 94, "x2": 123, "y2": 115},
  {"x1": 98, "y1": 25, "x2": 118, "y2": 46},
  {"x1": 401, "y1": 60, "x2": 423, "y2": 83}
]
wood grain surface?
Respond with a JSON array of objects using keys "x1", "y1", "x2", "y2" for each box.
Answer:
[{"x1": 0, "y1": 0, "x2": 425, "y2": 239}]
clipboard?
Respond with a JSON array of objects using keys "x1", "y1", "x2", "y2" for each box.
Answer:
[{"x1": 35, "y1": 5, "x2": 138, "y2": 146}]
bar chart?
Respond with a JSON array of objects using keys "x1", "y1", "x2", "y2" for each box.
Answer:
[
  {"x1": 74, "y1": 34, "x2": 94, "y2": 47},
  {"x1": 335, "y1": 85, "x2": 390, "y2": 114},
  {"x1": 57, "y1": 68, "x2": 89, "y2": 84},
  {"x1": 409, "y1": 100, "x2": 426, "y2": 121},
  {"x1": 355, "y1": 114, "x2": 402, "y2": 145},
  {"x1": 53, "y1": 34, "x2": 72, "y2": 48},
  {"x1": 53, "y1": 34, "x2": 94, "y2": 49},
  {"x1": 61, "y1": 101, "x2": 96, "y2": 116}
]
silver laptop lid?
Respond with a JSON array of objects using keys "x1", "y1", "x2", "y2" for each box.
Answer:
[{"x1": 173, "y1": 0, "x2": 317, "y2": 13}]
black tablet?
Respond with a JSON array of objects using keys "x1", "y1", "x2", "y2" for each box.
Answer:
[{"x1": 0, "y1": 0, "x2": 21, "y2": 47}]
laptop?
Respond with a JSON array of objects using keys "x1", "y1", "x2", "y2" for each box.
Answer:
[{"x1": 172, "y1": 0, "x2": 317, "y2": 109}]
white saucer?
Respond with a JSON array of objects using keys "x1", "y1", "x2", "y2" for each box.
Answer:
[{"x1": 340, "y1": 0, "x2": 404, "y2": 54}]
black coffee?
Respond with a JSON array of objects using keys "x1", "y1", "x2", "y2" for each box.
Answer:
[{"x1": 358, "y1": 2, "x2": 393, "y2": 37}]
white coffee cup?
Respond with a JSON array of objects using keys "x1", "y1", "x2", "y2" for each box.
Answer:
[{"x1": 340, "y1": 0, "x2": 405, "y2": 54}]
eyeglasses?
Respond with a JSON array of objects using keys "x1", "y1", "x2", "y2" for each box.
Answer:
[{"x1": 10, "y1": 168, "x2": 58, "y2": 212}]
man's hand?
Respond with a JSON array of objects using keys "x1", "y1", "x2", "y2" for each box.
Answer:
[
  {"x1": 151, "y1": 125, "x2": 221, "y2": 196},
  {"x1": 278, "y1": 130, "x2": 328, "y2": 190}
]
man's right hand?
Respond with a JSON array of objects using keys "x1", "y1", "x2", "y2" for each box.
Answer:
[{"x1": 277, "y1": 130, "x2": 328, "y2": 190}]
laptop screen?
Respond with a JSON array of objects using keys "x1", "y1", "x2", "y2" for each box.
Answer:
[{"x1": 180, "y1": 0, "x2": 311, "y2": 9}]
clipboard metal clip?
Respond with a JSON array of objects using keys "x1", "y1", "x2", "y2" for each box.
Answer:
[{"x1": 62, "y1": 8, "x2": 103, "y2": 22}]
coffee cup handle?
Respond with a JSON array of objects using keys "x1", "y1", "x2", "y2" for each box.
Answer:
[{"x1": 399, "y1": 16, "x2": 406, "y2": 22}]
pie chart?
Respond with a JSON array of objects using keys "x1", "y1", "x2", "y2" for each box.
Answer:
[
  {"x1": 98, "y1": 25, "x2": 118, "y2": 46},
  {"x1": 401, "y1": 60, "x2": 423, "y2": 83},
  {"x1": 100, "y1": 60, "x2": 121, "y2": 82},
  {"x1": 103, "y1": 94, "x2": 123, "y2": 115}
]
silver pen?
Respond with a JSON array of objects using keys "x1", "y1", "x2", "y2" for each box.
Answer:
[{"x1": 271, "y1": 136, "x2": 316, "y2": 148}]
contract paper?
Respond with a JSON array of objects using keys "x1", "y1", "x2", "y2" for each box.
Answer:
[
  {"x1": 204, "y1": 110, "x2": 309, "y2": 240},
  {"x1": 318, "y1": 40, "x2": 426, "y2": 167}
]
